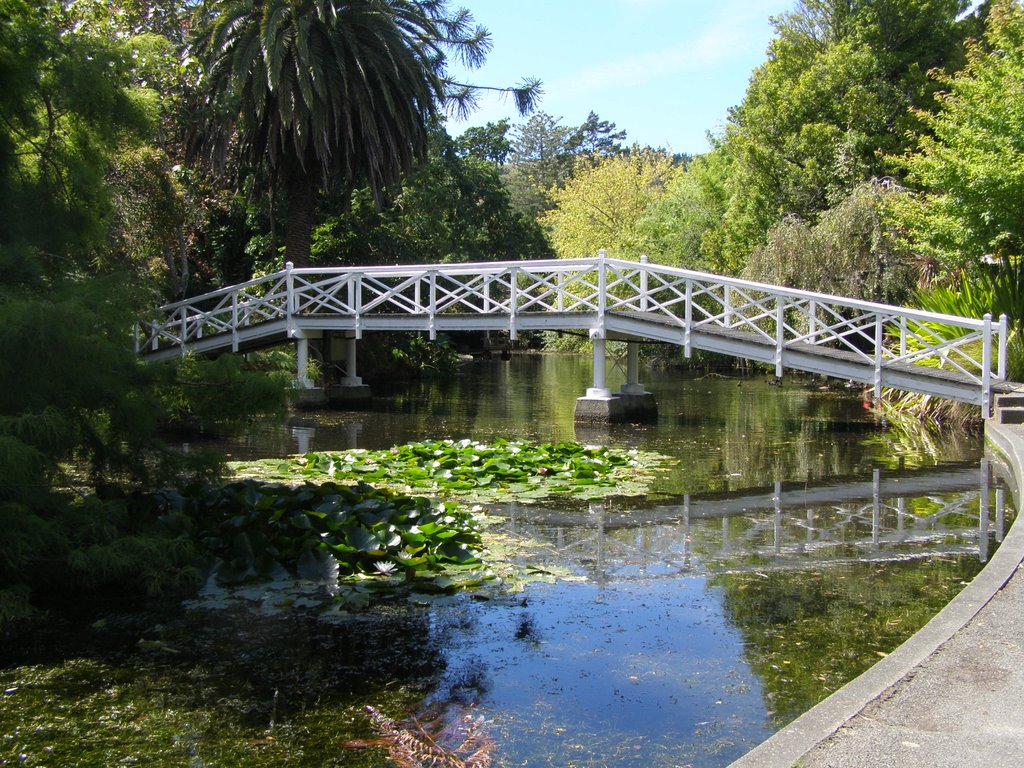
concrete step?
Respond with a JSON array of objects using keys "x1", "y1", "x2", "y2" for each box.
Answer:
[
  {"x1": 997, "y1": 394, "x2": 1024, "y2": 408},
  {"x1": 998, "y1": 407, "x2": 1024, "y2": 424}
]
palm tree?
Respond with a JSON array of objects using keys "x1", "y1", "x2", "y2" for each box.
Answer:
[{"x1": 188, "y1": 0, "x2": 538, "y2": 267}]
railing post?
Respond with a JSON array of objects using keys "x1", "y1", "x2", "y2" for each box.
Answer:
[
  {"x1": 684, "y1": 280, "x2": 693, "y2": 358},
  {"x1": 597, "y1": 249, "x2": 607, "y2": 323},
  {"x1": 874, "y1": 314, "x2": 884, "y2": 401},
  {"x1": 640, "y1": 254, "x2": 649, "y2": 313},
  {"x1": 775, "y1": 299, "x2": 784, "y2": 378},
  {"x1": 133, "y1": 322, "x2": 140, "y2": 354},
  {"x1": 179, "y1": 305, "x2": 187, "y2": 356},
  {"x1": 998, "y1": 313, "x2": 1008, "y2": 380},
  {"x1": 428, "y1": 269, "x2": 437, "y2": 340},
  {"x1": 724, "y1": 285, "x2": 732, "y2": 328},
  {"x1": 509, "y1": 265, "x2": 518, "y2": 341},
  {"x1": 285, "y1": 261, "x2": 294, "y2": 337},
  {"x1": 350, "y1": 272, "x2": 363, "y2": 339},
  {"x1": 231, "y1": 292, "x2": 239, "y2": 352},
  {"x1": 899, "y1": 316, "x2": 908, "y2": 359},
  {"x1": 808, "y1": 300, "x2": 817, "y2": 343},
  {"x1": 982, "y1": 313, "x2": 993, "y2": 417}
]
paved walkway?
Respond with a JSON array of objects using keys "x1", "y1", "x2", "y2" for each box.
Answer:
[{"x1": 728, "y1": 419, "x2": 1024, "y2": 768}]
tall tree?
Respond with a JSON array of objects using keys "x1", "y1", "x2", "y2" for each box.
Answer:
[
  {"x1": 456, "y1": 119, "x2": 512, "y2": 164},
  {"x1": 710, "y1": 0, "x2": 977, "y2": 271},
  {"x1": 188, "y1": 0, "x2": 538, "y2": 267},
  {"x1": 893, "y1": 0, "x2": 1024, "y2": 273},
  {"x1": 541, "y1": 149, "x2": 678, "y2": 260},
  {"x1": 504, "y1": 111, "x2": 627, "y2": 217},
  {"x1": 312, "y1": 125, "x2": 553, "y2": 265},
  {"x1": 0, "y1": 0, "x2": 152, "y2": 268}
]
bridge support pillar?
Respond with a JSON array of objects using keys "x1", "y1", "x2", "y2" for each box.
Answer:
[
  {"x1": 575, "y1": 335, "x2": 624, "y2": 423},
  {"x1": 293, "y1": 331, "x2": 327, "y2": 409},
  {"x1": 327, "y1": 331, "x2": 372, "y2": 408},
  {"x1": 617, "y1": 342, "x2": 658, "y2": 422}
]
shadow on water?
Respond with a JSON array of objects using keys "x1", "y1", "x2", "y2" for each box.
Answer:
[{"x1": 0, "y1": 356, "x2": 1014, "y2": 767}]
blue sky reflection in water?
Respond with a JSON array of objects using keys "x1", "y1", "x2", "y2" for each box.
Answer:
[{"x1": 427, "y1": 578, "x2": 772, "y2": 766}]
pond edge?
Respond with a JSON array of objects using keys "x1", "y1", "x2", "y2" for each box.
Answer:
[{"x1": 726, "y1": 417, "x2": 1024, "y2": 768}]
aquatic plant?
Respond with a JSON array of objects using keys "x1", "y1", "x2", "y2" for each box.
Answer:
[
  {"x1": 364, "y1": 704, "x2": 494, "y2": 768},
  {"x1": 189, "y1": 480, "x2": 486, "y2": 583},
  {"x1": 231, "y1": 439, "x2": 671, "y2": 503}
]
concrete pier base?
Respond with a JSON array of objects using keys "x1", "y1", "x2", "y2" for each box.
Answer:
[
  {"x1": 327, "y1": 382, "x2": 373, "y2": 408},
  {"x1": 293, "y1": 387, "x2": 328, "y2": 410},
  {"x1": 618, "y1": 390, "x2": 658, "y2": 422},
  {"x1": 574, "y1": 394, "x2": 626, "y2": 423}
]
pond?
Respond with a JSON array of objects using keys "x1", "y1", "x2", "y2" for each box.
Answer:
[{"x1": 0, "y1": 354, "x2": 1012, "y2": 768}]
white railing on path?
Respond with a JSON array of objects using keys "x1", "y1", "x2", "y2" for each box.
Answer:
[{"x1": 136, "y1": 254, "x2": 1008, "y2": 412}]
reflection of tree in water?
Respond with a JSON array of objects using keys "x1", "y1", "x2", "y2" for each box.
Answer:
[
  {"x1": 152, "y1": 601, "x2": 444, "y2": 724},
  {"x1": 711, "y1": 556, "x2": 983, "y2": 725}
]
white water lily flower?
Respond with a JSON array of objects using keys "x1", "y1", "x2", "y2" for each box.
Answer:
[{"x1": 373, "y1": 561, "x2": 398, "y2": 575}]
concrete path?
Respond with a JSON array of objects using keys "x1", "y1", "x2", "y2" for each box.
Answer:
[{"x1": 728, "y1": 419, "x2": 1024, "y2": 768}]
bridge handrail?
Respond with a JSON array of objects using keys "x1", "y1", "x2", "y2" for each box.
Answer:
[
  {"x1": 136, "y1": 255, "x2": 1007, "y2": 410},
  {"x1": 146, "y1": 257, "x2": 996, "y2": 331}
]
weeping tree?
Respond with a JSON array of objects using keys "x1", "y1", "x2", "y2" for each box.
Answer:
[{"x1": 188, "y1": 0, "x2": 539, "y2": 267}]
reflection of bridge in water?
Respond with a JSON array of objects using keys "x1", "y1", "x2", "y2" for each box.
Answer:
[{"x1": 495, "y1": 460, "x2": 1008, "y2": 583}]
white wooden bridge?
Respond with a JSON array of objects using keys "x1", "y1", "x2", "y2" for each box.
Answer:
[{"x1": 136, "y1": 254, "x2": 1009, "y2": 418}]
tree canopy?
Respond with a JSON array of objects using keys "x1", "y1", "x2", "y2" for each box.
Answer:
[
  {"x1": 893, "y1": 0, "x2": 1024, "y2": 271},
  {"x1": 188, "y1": 0, "x2": 539, "y2": 267},
  {"x1": 541, "y1": 149, "x2": 678, "y2": 260},
  {"x1": 706, "y1": 0, "x2": 979, "y2": 270}
]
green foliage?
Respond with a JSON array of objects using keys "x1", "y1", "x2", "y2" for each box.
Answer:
[
  {"x1": 892, "y1": 0, "x2": 1024, "y2": 272},
  {"x1": 160, "y1": 353, "x2": 289, "y2": 428},
  {"x1": 0, "y1": 266, "x2": 288, "y2": 619},
  {"x1": 105, "y1": 145, "x2": 190, "y2": 296},
  {"x1": 542, "y1": 149, "x2": 680, "y2": 260},
  {"x1": 188, "y1": 0, "x2": 538, "y2": 267},
  {"x1": 456, "y1": 119, "x2": 512, "y2": 164},
  {"x1": 0, "y1": 0, "x2": 153, "y2": 268},
  {"x1": 231, "y1": 439, "x2": 672, "y2": 504},
  {"x1": 639, "y1": 148, "x2": 734, "y2": 272},
  {"x1": 190, "y1": 480, "x2": 486, "y2": 583},
  {"x1": 708, "y1": 0, "x2": 977, "y2": 271},
  {"x1": 503, "y1": 111, "x2": 628, "y2": 217},
  {"x1": 913, "y1": 257, "x2": 1024, "y2": 380},
  {"x1": 312, "y1": 126, "x2": 552, "y2": 266},
  {"x1": 349, "y1": 333, "x2": 461, "y2": 382},
  {"x1": 744, "y1": 181, "x2": 916, "y2": 303}
]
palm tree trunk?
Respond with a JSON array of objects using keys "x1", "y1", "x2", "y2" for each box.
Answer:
[{"x1": 284, "y1": 171, "x2": 315, "y2": 268}]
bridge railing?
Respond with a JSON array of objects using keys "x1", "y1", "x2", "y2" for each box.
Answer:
[{"x1": 136, "y1": 255, "x2": 1007, "y2": 409}]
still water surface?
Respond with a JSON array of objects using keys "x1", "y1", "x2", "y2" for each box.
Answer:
[{"x1": 0, "y1": 355, "x2": 1012, "y2": 767}]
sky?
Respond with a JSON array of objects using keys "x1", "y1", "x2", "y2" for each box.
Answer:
[{"x1": 446, "y1": 0, "x2": 790, "y2": 156}]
